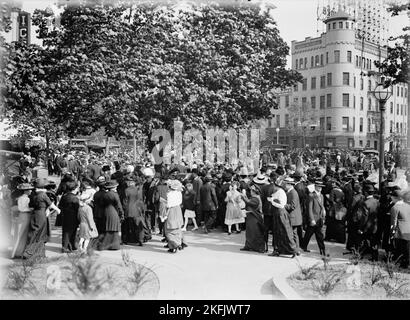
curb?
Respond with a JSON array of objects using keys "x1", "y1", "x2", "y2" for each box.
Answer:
[{"x1": 271, "y1": 274, "x2": 303, "y2": 300}]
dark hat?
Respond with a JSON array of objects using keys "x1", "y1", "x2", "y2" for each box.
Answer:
[
  {"x1": 291, "y1": 172, "x2": 303, "y2": 179},
  {"x1": 124, "y1": 175, "x2": 135, "y2": 182},
  {"x1": 169, "y1": 167, "x2": 180, "y2": 175},
  {"x1": 105, "y1": 181, "x2": 119, "y2": 189},
  {"x1": 363, "y1": 184, "x2": 375, "y2": 193},
  {"x1": 17, "y1": 183, "x2": 34, "y2": 190},
  {"x1": 102, "y1": 164, "x2": 111, "y2": 172},
  {"x1": 275, "y1": 166, "x2": 285, "y2": 176}
]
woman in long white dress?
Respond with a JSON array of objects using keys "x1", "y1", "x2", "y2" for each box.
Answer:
[{"x1": 224, "y1": 181, "x2": 244, "y2": 235}]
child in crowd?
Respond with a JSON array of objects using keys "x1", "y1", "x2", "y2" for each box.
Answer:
[{"x1": 182, "y1": 183, "x2": 198, "y2": 231}]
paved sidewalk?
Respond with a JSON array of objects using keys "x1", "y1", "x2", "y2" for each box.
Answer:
[{"x1": 1, "y1": 222, "x2": 351, "y2": 300}]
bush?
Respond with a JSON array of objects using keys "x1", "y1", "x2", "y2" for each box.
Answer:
[
  {"x1": 127, "y1": 263, "x2": 153, "y2": 296},
  {"x1": 378, "y1": 273, "x2": 410, "y2": 298},
  {"x1": 5, "y1": 248, "x2": 43, "y2": 295},
  {"x1": 368, "y1": 262, "x2": 384, "y2": 287},
  {"x1": 311, "y1": 271, "x2": 343, "y2": 297},
  {"x1": 5, "y1": 262, "x2": 38, "y2": 295},
  {"x1": 295, "y1": 259, "x2": 320, "y2": 281},
  {"x1": 65, "y1": 252, "x2": 116, "y2": 298}
]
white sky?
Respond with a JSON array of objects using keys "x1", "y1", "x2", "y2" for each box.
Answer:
[{"x1": 12, "y1": 0, "x2": 410, "y2": 67}]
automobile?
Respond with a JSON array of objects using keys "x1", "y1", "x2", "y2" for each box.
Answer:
[{"x1": 0, "y1": 149, "x2": 24, "y2": 178}]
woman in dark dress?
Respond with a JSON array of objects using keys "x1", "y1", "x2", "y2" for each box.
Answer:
[
  {"x1": 23, "y1": 178, "x2": 60, "y2": 259},
  {"x1": 240, "y1": 184, "x2": 266, "y2": 253},
  {"x1": 268, "y1": 180, "x2": 296, "y2": 257},
  {"x1": 98, "y1": 181, "x2": 124, "y2": 250},
  {"x1": 58, "y1": 181, "x2": 80, "y2": 253}
]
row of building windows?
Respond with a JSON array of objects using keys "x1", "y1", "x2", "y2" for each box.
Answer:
[
  {"x1": 295, "y1": 74, "x2": 409, "y2": 100},
  {"x1": 292, "y1": 93, "x2": 408, "y2": 115},
  {"x1": 295, "y1": 50, "x2": 352, "y2": 69},
  {"x1": 327, "y1": 21, "x2": 354, "y2": 31},
  {"x1": 271, "y1": 115, "x2": 407, "y2": 137},
  {"x1": 315, "y1": 116, "x2": 407, "y2": 135},
  {"x1": 355, "y1": 56, "x2": 373, "y2": 70}
]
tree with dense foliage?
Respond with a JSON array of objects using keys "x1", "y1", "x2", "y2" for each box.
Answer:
[
  {"x1": 375, "y1": 2, "x2": 409, "y2": 85},
  {"x1": 4, "y1": 0, "x2": 302, "y2": 146}
]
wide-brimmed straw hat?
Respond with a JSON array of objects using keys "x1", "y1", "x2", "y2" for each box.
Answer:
[
  {"x1": 17, "y1": 183, "x2": 34, "y2": 190},
  {"x1": 253, "y1": 173, "x2": 269, "y2": 185},
  {"x1": 169, "y1": 179, "x2": 183, "y2": 191},
  {"x1": 314, "y1": 180, "x2": 325, "y2": 187},
  {"x1": 105, "y1": 181, "x2": 119, "y2": 189},
  {"x1": 34, "y1": 178, "x2": 49, "y2": 189},
  {"x1": 282, "y1": 177, "x2": 296, "y2": 185}
]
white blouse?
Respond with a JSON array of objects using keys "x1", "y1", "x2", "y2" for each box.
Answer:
[
  {"x1": 17, "y1": 194, "x2": 31, "y2": 212},
  {"x1": 167, "y1": 190, "x2": 182, "y2": 208},
  {"x1": 269, "y1": 188, "x2": 287, "y2": 209}
]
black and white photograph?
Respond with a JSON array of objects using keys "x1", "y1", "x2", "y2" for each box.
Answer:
[{"x1": 0, "y1": 0, "x2": 409, "y2": 306}]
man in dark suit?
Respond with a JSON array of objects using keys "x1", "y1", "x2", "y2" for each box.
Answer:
[
  {"x1": 218, "y1": 173, "x2": 232, "y2": 232},
  {"x1": 283, "y1": 177, "x2": 303, "y2": 255},
  {"x1": 387, "y1": 161, "x2": 397, "y2": 182},
  {"x1": 191, "y1": 169, "x2": 203, "y2": 226},
  {"x1": 200, "y1": 174, "x2": 218, "y2": 233},
  {"x1": 301, "y1": 180, "x2": 327, "y2": 256},
  {"x1": 93, "y1": 177, "x2": 107, "y2": 235},
  {"x1": 292, "y1": 172, "x2": 308, "y2": 232},
  {"x1": 360, "y1": 183, "x2": 380, "y2": 261},
  {"x1": 87, "y1": 157, "x2": 102, "y2": 181},
  {"x1": 261, "y1": 172, "x2": 277, "y2": 251}
]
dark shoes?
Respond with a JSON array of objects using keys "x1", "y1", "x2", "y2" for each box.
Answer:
[
  {"x1": 269, "y1": 251, "x2": 280, "y2": 257},
  {"x1": 181, "y1": 243, "x2": 188, "y2": 249},
  {"x1": 168, "y1": 249, "x2": 177, "y2": 253},
  {"x1": 301, "y1": 247, "x2": 310, "y2": 253},
  {"x1": 161, "y1": 238, "x2": 167, "y2": 242},
  {"x1": 228, "y1": 232, "x2": 232, "y2": 235},
  {"x1": 236, "y1": 230, "x2": 241, "y2": 234},
  {"x1": 164, "y1": 244, "x2": 169, "y2": 248}
]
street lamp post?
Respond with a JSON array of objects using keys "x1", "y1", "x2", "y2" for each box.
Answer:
[
  {"x1": 373, "y1": 81, "x2": 392, "y2": 193},
  {"x1": 276, "y1": 127, "x2": 280, "y2": 144}
]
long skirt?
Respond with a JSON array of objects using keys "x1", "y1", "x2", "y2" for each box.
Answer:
[
  {"x1": 23, "y1": 213, "x2": 50, "y2": 260},
  {"x1": 244, "y1": 211, "x2": 266, "y2": 253},
  {"x1": 11, "y1": 212, "x2": 31, "y2": 258},
  {"x1": 97, "y1": 231, "x2": 121, "y2": 250},
  {"x1": 272, "y1": 208, "x2": 296, "y2": 255},
  {"x1": 325, "y1": 217, "x2": 346, "y2": 243},
  {"x1": 164, "y1": 206, "x2": 184, "y2": 249},
  {"x1": 165, "y1": 224, "x2": 183, "y2": 250},
  {"x1": 121, "y1": 216, "x2": 146, "y2": 244}
]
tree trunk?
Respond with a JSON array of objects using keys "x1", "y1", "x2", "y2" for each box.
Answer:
[
  {"x1": 45, "y1": 131, "x2": 50, "y2": 173},
  {"x1": 133, "y1": 135, "x2": 137, "y2": 162},
  {"x1": 105, "y1": 136, "x2": 110, "y2": 156}
]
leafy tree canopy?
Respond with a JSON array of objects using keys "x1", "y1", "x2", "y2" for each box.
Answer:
[{"x1": 4, "y1": 0, "x2": 302, "y2": 142}]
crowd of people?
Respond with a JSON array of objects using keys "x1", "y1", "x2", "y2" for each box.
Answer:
[{"x1": 1, "y1": 147, "x2": 410, "y2": 270}]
